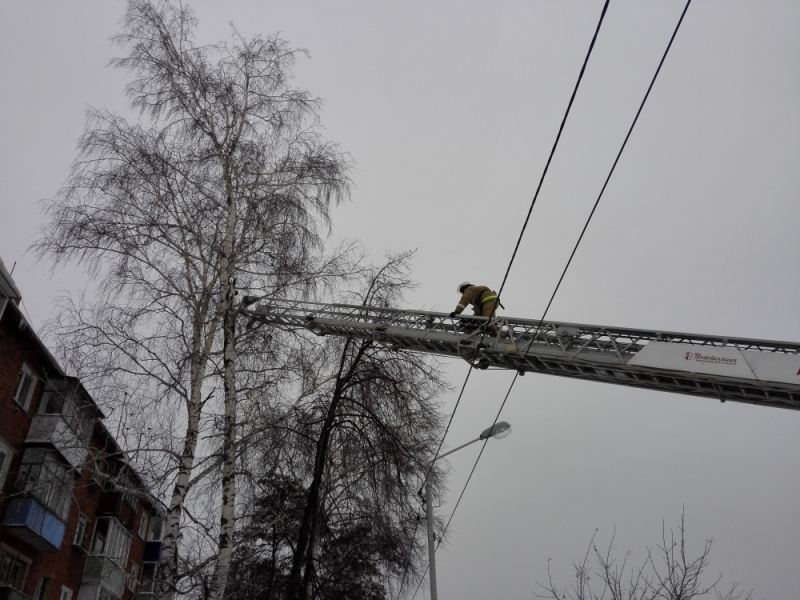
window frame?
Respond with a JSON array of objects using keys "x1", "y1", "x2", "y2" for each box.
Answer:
[
  {"x1": 33, "y1": 575, "x2": 49, "y2": 600},
  {"x1": 73, "y1": 514, "x2": 89, "y2": 551},
  {"x1": 0, "y1": 436, "x2": 14, "y2": 490},
  {"x1": 127, "y1": 562, "x2": 140, "y2": 593},
  {"x1": 12, "y1": 364, "x2": 36, "y2": 411},
  {"x1": 138, "y1": 511, "x2": 150, "y2": 540},
  {"x1": 0, "y1": 544, "x2": 32, "y2": 591}
]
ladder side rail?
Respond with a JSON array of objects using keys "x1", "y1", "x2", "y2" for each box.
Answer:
[
  {"x1": 248, "y1": 303, "x2": 800, "y2": 357},
  {"x1": 244, "y1": 306, "x2": 800, "y2": 410},
  {"x1": 474, "y1": 346, "x2": 800, "y2": 410},
  {"x1": 249, "y1": 298, "x2": 800, "y2": 353}
]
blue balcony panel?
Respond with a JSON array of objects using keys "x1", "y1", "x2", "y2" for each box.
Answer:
[{"x1": 1, "y1": 497, "x2": 65, "y2": 552}]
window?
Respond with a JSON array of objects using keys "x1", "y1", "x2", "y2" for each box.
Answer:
[
  {"x1": 12, "y1": 364, "x2": 36, "y2": 411},
  {"x1": 138, "y1": 511, "x2": 150, "y2": 540},
  {"x1": 0, "y1": 436, "x2": 14, "y2": 490},
  {"x1": 33, "y1": 576, "x2": 48, "y2": 600},
  {"x1": 59, "y1": 587, "x2": 73, "y2": 600},
  {"x1": 127, "y1": 563, "x2": 140, "y2": 593},
  {"x1": 147, "y1": 515, "x2": 163, "y2": 542},
  {"x1": 0, "y1": 545, "x2": 31, "y2": 590},
  {"x1": 14, "y1": 449, "x2": 75, "y2": 521},
  {"x1": 73, "y1": 515, "x2": 89, "y2": 551}
]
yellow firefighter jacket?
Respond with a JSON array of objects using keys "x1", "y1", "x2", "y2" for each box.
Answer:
[{"x1": 454, "y1": 285, "x2": 499, "y2": 315}]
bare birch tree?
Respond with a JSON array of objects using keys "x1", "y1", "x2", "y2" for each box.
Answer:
[{"x1": 35, "y1": 1, "x2": 351, "y2": 597}]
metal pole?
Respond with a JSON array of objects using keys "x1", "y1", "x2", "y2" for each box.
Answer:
[{"x1": 426, "y1": 479, "x2": 438, "y2": 600}]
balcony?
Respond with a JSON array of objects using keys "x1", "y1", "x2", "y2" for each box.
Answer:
[
  {"x1": 142, "y1": 541, "x2": 162, "y2": 563},
  {"x1": 1, "y1": 497, "x2": 66, "y2": 552},
  {"x1": 97, "y1": 493, "x2": 137, "y2": 531},
  {"x1": 81, "y1": 556, "x2": 126, "y2": 599},
  {"x1": 25, "y1": 414, "x2": 88, "y2": 470},
  {"x1": 0, "y1": 586, "x2": 35, "y2": 600},
  {"x1": 135, "y1": 580, "x2": 155, "y2": 600},
  {"x1": 75, "y1": 583, "x2": 121, "y2": 600}
]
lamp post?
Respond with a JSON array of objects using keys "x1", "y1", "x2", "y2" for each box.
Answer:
[{"x1": 425, "y1": 421, "x2": 511, "y2": 600}]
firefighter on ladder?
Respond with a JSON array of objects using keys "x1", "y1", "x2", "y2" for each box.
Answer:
[{"x1": 450, "y1": 282, "x2": 500, "y2": 320}]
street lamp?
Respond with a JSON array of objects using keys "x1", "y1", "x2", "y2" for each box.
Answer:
[{"x1": 425, "y1": 421, "x2": 511, "y2": 600}]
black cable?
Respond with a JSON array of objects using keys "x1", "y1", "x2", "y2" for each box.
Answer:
[
  {"x1": 538, "y1": 0, "x2": 694, "y2": 323},
  {"x1": 496, "y1": 0, "x2": 611, "y2": 300},
  {"x1": 429, "y1": 0, "x2": 694, "y2": 589},
  {"x1": 402, "y1": 1, "x2": 613, "y2": 596},
  {"x1": 421, "y1": 0, "x2": 610, "y2": 497},
  {"x1": 422, "y1": 0, "x2": 611, "y2": 489}
]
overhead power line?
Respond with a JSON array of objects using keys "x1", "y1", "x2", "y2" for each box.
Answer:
[
  {"x1": 496, "y1": 0, "x2": 611, "y2": 300},
  {"x1": 404, "y1": 2, "x2": 613, "y2": 597},
  {"x1": 424, "y1": 0, "x2": 610, "y2": 490},
  {"x1": 430, "y1": 0, "x2": 695, "y2": 588}
]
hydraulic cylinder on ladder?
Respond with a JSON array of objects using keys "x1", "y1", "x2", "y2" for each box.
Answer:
[{"x1": 241, "y1": 297, "x2": 800, "y2": 411}]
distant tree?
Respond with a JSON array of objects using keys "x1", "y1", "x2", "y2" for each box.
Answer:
[
  {"x1": 228, "y1": 254, "x2": 447, "y2": 600},
  {"x1": 536, "y1": 513, "x2": 752, "y2": 600},
  {"x1": 35, "y1": 0, "x2": 351, "y2": 598},
  {"x1": 228, "y1": 473, "x2": 398, "y2": 600}
]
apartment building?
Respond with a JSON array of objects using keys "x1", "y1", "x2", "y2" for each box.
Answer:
[{"x1": 0, "y1": 258, "x2": 163, "y2": 600}]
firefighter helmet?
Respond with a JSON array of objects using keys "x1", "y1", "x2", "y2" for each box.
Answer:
[{"x1": 457, "y1": 281, "x2": 472, "y2": 294}]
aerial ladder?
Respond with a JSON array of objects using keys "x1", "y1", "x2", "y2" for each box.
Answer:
[{"x1": 241, "y1": 298, "x2": 800, "y2": 412}]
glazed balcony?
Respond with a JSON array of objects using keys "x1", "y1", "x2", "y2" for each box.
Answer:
[
  {"x1": 135, "y1": 580, "x2": 155, "y2": 600},
  {"x1": 81, "y1": 556, "x2": 126, "y2": 599},
  {"x1": 25, "y1": 414, "x2": 88, "y2": 470},
  {"x1": 142, "y1": 541, "x2": 162, "y2": 563},
  {"x1": 1, "y1": 496, "x2": 66, "y2": 552},
  {"x1": 97, "y1": 492, "x2": 137, "y2": 531}
]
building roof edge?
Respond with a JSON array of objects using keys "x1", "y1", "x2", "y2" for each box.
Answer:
[{"x1": 0, "y1": 256, "x2": 21, "y2": 300}]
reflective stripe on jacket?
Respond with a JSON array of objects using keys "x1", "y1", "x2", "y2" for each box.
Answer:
[{"x1": 454, "y1": 285, "x2": 498, "y2": 314}]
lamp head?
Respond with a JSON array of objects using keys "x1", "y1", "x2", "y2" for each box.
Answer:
[{"x1": 480, "y1": 421, "x2": 511, "y2": 440}]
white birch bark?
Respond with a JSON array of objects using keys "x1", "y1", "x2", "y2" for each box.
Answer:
[
  {"x1": 158, "y1": 311, "x2": 218, "y2": 599},
  {"x1": 208, "y1": 163, "x2": 239, "y2": 600}
]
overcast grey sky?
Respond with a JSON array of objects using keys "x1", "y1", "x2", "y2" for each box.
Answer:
[{"x1": 2, "y1": 1, "x2": 799, "y2": 598}]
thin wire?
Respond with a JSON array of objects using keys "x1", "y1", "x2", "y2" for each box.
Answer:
[
  {"x1": 404, "y1": 1, "x2": 613, "y2": 596},
  {"x1": 496, "y1": 0, "x2": 611, "y2": 300},
  {"x1": 538, "y1": 0, "x2": 694, "y2": 323},
  {"x1": 423, "y1": 0, "x2": 611, "y2": 483},
  {"x1": 429, "y1": 0, "x2": 694, "y2": 588},
  {"x1": 422, "y1": 0, "x2": 610, "y2": 497},
  {"x1": 409, "y1": 562, "x2": 428, "y2": 600}
]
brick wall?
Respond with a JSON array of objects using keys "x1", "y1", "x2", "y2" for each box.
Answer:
[{"x1": 1, "y1": 302, "x2": 158, "y2": 600}]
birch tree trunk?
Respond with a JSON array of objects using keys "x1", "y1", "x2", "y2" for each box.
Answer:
[
  {"x1": 159, "y1": 307, "x2": 219, "y2": 599},
  {"x1": 37, "y1": 3, "x2": 351, "y2": 598},
  {"x1": 209, "y1": 162, "x2": 239, "y2": 600}
]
